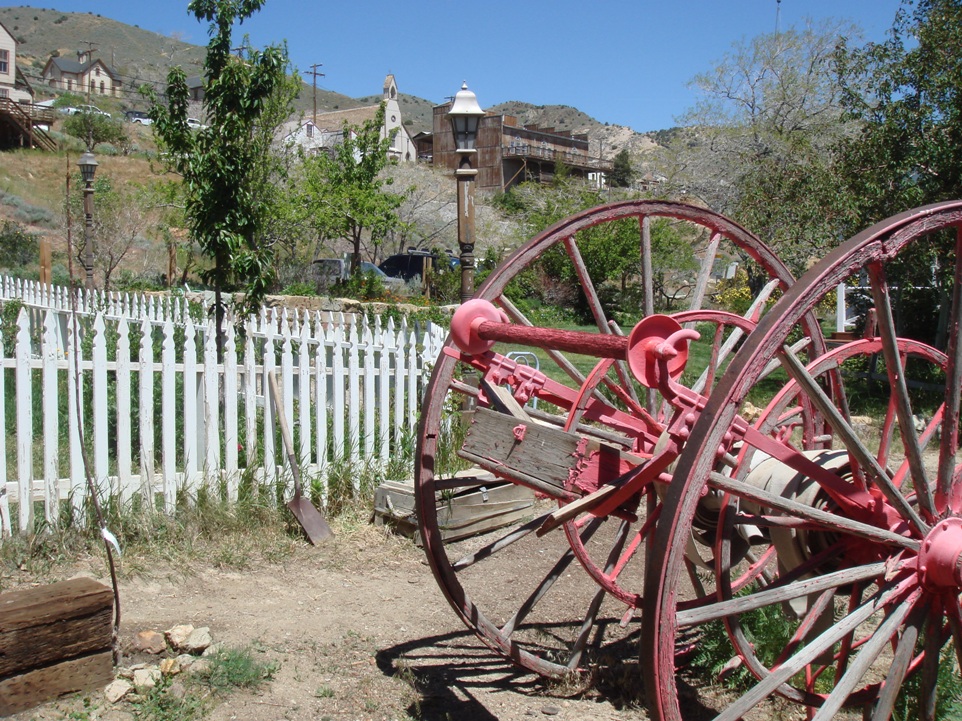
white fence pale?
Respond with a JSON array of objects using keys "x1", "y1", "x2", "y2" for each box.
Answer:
[{"x1": 0, "y1": 277, "x2": 447, "y2": 537}]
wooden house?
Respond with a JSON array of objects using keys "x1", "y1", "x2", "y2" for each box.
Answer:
[
  {"x1": 0, "y1": 21, "x2": 55, "y2": 150},
  {"x1": 430, "y1": 102, "x2": 613, "y2": 191},
  {"x1": 42, "y1": 51, "x2": 122, "y2": 97}
]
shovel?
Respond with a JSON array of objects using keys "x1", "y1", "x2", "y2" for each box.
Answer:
[{"x1": 268, "y1": 370, "x2": 333, "y2": 544}]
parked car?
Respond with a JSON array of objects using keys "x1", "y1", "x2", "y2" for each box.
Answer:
[
  {"x1": 379, "y1": 249, "x2": 458, "y2": 283},
  {"x1": 71, "y1": 104, "x2": 111, "y2": 118},
  {"x1": 313, "y1": 258, "x2": 406, "y2": 293},
  {"x1": 186, "y1": 117, "x2": 207, "y2": 130},
  {"x1": 124, "y1": 110, "x2": 153, "y2": 125}
]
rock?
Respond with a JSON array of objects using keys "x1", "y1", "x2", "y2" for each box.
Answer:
[
  {"x1": 133, "y1": 667, "x2": 162, "y2": 689},
  {"x1": 541, "y1": 706, "x2": 562, "y2": 716},
  {"x1": 167, "y1": 681, "x2": 188, "y2": 700},
  {"x1": 185, "y1": 657, "x2": 211, "y2": 676},
  {"x1": 202, "y1": 642, "x2": 222, "y2": 658},
  {"x1": 160, "y1": 657, "x2": 181, "y2": 676},
  {"x1": 104, "y1": 679, "x2": 133, "y2": 703},
  {"x1": 182, "y1": 626, "x2": 212, "y2": 654},
  {"x1": 115, "y1": 667, "x2": 135, "y2": 680},
  {"x1": 132, "y1": 630, "x2": 167, "y2": 655},
  {"x1": 165, "y1": 624, "x2": 195, "y2": 652},
  {"x1": 175, "y1": 653, "x2": 197, "y2": 670}
]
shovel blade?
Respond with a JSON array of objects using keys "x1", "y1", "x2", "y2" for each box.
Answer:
[{"x1": 287, "y1": 496, "x2": 334, "y2": 544}]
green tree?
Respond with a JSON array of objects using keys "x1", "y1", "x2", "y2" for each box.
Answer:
[
  {"x1": 610, "y1": 149, "x2": 634, "y2": 188},
  {"x1": 62, "y1": 112, "x2": 127, "y2": 151},
  {"x1": 835, "y1": 0, "x2": 962, "y2": 223},
  {"x1": 297, "y1": 103, "x2": 405, "y2": 274},
  {"x1": 145, "y1": 0, "x2": 298, "y2": 351},
  {"x1": 833, "y1": 0, "x2": 962, "y2": 347},
  {"x1": 666, "y1": 20, "x2": 858, "y2": 282}
]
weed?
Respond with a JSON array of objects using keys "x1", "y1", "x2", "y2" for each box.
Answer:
[
  {"x1": 893, "y1": 645, "x2": 962, "y2": 720},
  {"x1": 314, "y1": 685, "x2": 335, "y2": 698},
  {"x1": 197, "y1": 645, "x2": 278, "y2": 692},
  {"x1": 128, "y1": 677, "x2": 206, "y2": 721}
]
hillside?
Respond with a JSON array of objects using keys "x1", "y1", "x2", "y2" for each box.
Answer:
[
  {"x1": 0, "y1": 7, "x2": 375, "y2": 118},
  {"x1": 1, "y1": 7, "x2": 663, "y2": 150},
  {"x1": 488, "y1": 100, "x2": 659, "y2": 158}
]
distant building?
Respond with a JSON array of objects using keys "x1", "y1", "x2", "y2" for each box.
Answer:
[
  {"x1": 0, "y1": 21, "x2": 56, "y2": 150},
  {"x1": 429, "y1": 102, "x2": 613, "y2": 191},
  {"x1": 0, "y1": 20, "x2": 34, "y2": 103},
  {"x1": 281, "y1": 75, "x2": 416, "y2": 161},
  {"x1": 42, "y1": 51, "x2": 122, "y2": 97},
  {"x1": 186, "y1": 75, "x2": 204, "y2": 102}
]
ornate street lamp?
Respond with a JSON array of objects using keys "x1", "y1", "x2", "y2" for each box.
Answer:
[
  {"x1": 447, "y1": 82, "x2": 485, "y2": 304},
  {"x1": 77, "y1": 151, "x2": 98, "y2": 291}
]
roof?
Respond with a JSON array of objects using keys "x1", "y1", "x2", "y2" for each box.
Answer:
[
  {"x1": 311, "y1": 104, "x2": 380, "y2": 131},
  {"x1": 44, "y1": 56, "x2": 122, "y2": 83}
]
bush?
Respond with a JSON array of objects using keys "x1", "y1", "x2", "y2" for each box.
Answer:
[{"x1": 0, "y1": 220, "x2": 40, "y2": 271}]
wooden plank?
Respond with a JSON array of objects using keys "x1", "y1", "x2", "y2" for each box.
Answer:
[
  {"x1": 0, "y1": 651, "x2": 114, "y2": 716},
  {"x1": 0, "y1": 578, "x2": 112, "y2": 679},
  {"x1": 460, "y1": 407, "x2": 644, "y2": 497},
  {"x1": 375, "y1": 473, "x2": 535, "y2": 543},
  {"x1": 460, "y1": 407, "x2": 578, "y2": 492}
]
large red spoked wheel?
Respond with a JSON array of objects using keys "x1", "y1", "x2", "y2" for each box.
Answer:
[
  {"x1": 643, "y1": 201, "x2": 962, "y2": 720},
  {"x1": 415, "y1": 200, "x2": 823, "y2": 677}
]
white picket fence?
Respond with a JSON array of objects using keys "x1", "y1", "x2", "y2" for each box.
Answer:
[{"x1": 0, "y1": 277, "x2": 447, "y2": 538}]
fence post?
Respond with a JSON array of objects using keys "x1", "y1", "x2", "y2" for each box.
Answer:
[
  {"x1": 16, "y1": 309, "x2": 33, "y2": 532},
  {"x1": 116, "y1": 317, "x2": 132, "y2": 504},
  {"x1": 42, "y1": 310, "x2": 60, "y2": 526}
]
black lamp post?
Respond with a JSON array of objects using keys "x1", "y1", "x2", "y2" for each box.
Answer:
[
  {"x1": 77, "y1": 151, "x2": 98, "y2": 291},
  {"x1": 447, "y1": 82, "x2": 485, "y2": 304}
]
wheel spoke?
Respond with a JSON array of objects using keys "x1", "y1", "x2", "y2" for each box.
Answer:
[
  {"x1": 709, "y1": 472, "x2": 920, "y2": 550},
  {"x1": 937, "y1": 226, "x2": 962, "y2": 513},
  {"x1": 811, "y1": 592, "x2": 921, "y2": 721},
  {"x1": 562, "y1": 235, "x2": 640, "y2": 407},
  {"x1": 869, "y1": 605, "x2": 926, "y2": 721},
  {"x1": 867, "y1": 262, "x2": 937, "y2": 519},
  {"x1": 676, "y1": 562, "x2": 885, "y2": 627},
  {"x1": 568, "y1": 520, "x2": 632, "y2": 669},
  {"x1": 779, "y1": 346, "x2": 929, "y2": 535},
  {"x1": 500, "y1": 518, "x2": 603, "y2": 638},
  {"x1": 920, "y1": 602, "x2": 943, "y2": 721},
  {"x1": 452, "y1": 510, "x2": 554, "y2": 570}
]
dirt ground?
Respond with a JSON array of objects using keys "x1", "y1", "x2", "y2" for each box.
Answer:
[{"x1": 8, "y1": 525, "x2": 657, "y2": 721}]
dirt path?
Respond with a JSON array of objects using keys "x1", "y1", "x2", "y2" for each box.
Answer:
[{"x1": 10, "y1": 527, "x2": 653, "y2": 721}]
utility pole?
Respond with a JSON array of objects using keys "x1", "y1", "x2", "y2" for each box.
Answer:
[
  {"x1": 308, "y1": 64, "x2": 324, "y2": 120},
  {"x1": 80, "y1": 40, "x2": 98, "y2": 102}
]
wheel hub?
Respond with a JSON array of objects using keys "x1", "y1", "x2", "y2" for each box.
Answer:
[{"x1": 918, "y1": 517, "x2": 962, "y2": 590}]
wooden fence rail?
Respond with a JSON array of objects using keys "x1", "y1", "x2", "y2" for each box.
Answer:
[{"x1": 0, "y1": 279, "x2": 446, "y2": 538}]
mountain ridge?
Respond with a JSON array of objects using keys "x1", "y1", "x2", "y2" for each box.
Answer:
[{"x1": 0, "y1": 6, "x2": 659, "y2": 154}]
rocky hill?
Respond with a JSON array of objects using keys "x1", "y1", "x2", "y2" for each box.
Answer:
[{"x1": 1, "y1": 7, "x2": 665, "y2": 152}]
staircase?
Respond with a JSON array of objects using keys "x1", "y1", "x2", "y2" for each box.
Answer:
[{"x1": 0, "y1": 98, "x2": 57, "y2": 151}]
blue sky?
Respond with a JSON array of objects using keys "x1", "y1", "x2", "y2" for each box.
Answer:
[{"x1": 13, "y1": 0, "x2": 904, "y2": 131}]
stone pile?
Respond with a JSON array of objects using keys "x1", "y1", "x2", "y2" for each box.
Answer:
[{"x1": 103, "y1": 624, "x2": 219, "y2": 704}]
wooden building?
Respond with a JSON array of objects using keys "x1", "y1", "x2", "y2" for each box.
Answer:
[
  {"x1": 0, "y1": 21, "x2": 55, "y2": 150},
  {"x1": 42, "y1": 51, "x2": 122, "y2": 98},
  {"x1": 431, "y1": 101, "x2": 613, "y2": 191}
]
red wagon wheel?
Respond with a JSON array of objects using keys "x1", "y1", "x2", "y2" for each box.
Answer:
[
  {"x1": 643, "y1": 201, "x2": 962, "y2": 720},
  {"x1": 415, "y1": 200, "x2": 823, "y2": 676}
]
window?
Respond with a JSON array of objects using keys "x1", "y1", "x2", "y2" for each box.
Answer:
[
  {"x1": 0, "y1": 50, "x2": 8, "y2": 74},
  {"x1": 67, "y1": 78, "x2": 73, "y2": 90},
  {"x1": 0, "y1": 88, "x2": 8, "y2": 99},
  {"x1": 99, "y1": 81, "x2": 105, "y2": 94},
  {"x1": 306, "y1": 123, "x2": 314, "y2": 138}
]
